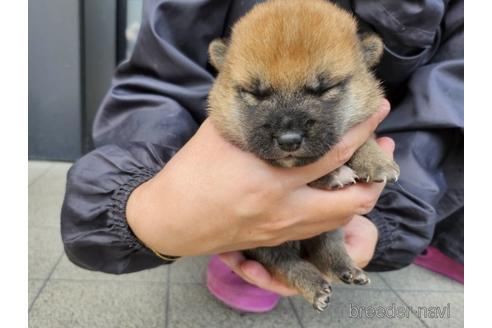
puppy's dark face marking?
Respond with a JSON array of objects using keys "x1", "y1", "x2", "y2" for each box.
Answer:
[
  {"x1": 234, "y1": 74, "x2": 352, "y2": 167},
  {"x1": 207, "y1": 0, "x2": 383, "y2": 168}
]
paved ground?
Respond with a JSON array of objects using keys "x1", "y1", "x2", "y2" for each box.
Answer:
[{"x1": 28, "y1": 161, "x2": 464, "y2": 328}]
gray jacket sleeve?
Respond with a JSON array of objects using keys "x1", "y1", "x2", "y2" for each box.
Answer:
[
  {"x1": 363, "y1": 0, "x2": 464, "y2": 270},
  {"x1": 61, "y1": 0, "x2": 231, "y2": 273}
]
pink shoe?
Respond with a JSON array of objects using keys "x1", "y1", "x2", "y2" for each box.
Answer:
[
  {"x1": 414, "y1": 246, "x2": 464, "y2": 284},
  {"x1": 206, "y1": 255, "x2": 281, "y2": 313}
]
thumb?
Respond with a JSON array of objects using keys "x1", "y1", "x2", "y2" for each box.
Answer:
[
  {"x1": 240, "y1": 260, "x2": 298, "y2": 296},
  {"x1": 375, "y1": 137, "x2": 395, "y2": 157},
  {"x1": 240, "y1": 260, "x2": 274, "y2": 286}
]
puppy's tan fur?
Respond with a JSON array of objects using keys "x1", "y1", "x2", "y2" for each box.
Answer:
[
  {"x1": 206, "y1": 0, "x2": 399, "y2": 311},
  {"x1": 209, "y1": 0, "x2": 383, "y2": 148}
]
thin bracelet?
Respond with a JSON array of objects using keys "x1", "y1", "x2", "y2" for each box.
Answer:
[
  {"x1": 151, "y1": 248, "x2": 181, "y2": 262},
  {"x1": 135, "y1": 236, "x2": 181, "y2": 262}
]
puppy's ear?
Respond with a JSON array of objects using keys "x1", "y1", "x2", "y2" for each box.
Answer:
[
  {"x1": 359, "y1": 33, "x2": 383, "y2": 68},
  {"x1": 209, "y1": 38, "x2": 228, "y2": 71}
]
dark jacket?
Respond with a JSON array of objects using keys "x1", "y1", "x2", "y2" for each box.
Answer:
[{"x1": 61, "y1": 0, "x2": 464, "y2": 274}]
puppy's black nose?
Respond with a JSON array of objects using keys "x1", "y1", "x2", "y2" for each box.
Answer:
[{"x1": 277, "y1": 132, "x2": 303, "y2": 151}]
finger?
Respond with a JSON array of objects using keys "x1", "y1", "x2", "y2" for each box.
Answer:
[
  {"x1": 291, "y1": 180, "x2": 387, "y2": 222},
  {"x1": 343, "y1": 216, "x2": 379, "y2": 268},
  {"x1": 219, "y1": 252, "x2": 298, "y2": 296},
  {"x1": 343, "y1": 216, "x2": 366, "y2": 261},
  {"x1": 240, "y1": 260, "x2": 298, "y2": 296},
  {"x1": 285, "y1": 99, "x2": 391, "y2": 186},
  {"x1": 277, "y1": 215, "x2": 352, "y2": 242},
  {"x1": 218, "y1": 252, "x2": 263, "y2": 286},
  {"x1": 345, "y1": 243, "x2": 370, "y2": 268},
  {"x1": 375, "y1": 137, "x2": 395, "y2": 157},
  {"x1": 218, "y1": 251, "x2": 247, "y2": 272}
]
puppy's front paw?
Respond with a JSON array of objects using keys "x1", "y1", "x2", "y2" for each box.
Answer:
[
  {"x1": 354, "y1": 159, "x2": 400, "y2": 184},
  {"x1": 309, "y1": 165, "x2": 358, "y2": 189}
]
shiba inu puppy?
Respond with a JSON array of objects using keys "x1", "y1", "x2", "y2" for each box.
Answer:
[{"x1": 207, "y1": 0, "x2": 399, "y2": 311}]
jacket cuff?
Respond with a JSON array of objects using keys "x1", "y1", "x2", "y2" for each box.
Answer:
[
  {"x1": 364, "y1": 209, "x2": 398, "y2": 271},
  {"x1": 110, "y1": 168, "x2": 157, "y2": 250}
]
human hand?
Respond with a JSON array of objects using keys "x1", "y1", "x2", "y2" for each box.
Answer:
[
  {"x1": 126, "y1": 100, "x2": 391, "y2": 257},
  {"x1": 217, "y1": 136, "x2": 395, "y2": 295},
  {"x1": 344, "y1": 215, "x2": 379, "y2": 268}
]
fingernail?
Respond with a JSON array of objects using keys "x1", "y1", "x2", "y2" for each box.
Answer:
[
  {"x1": 241, "y1": 263, "x2": 269, "y2": 284},
  {"x1": 380, "y1": 98, "x2": 390, "y2": 111},
  {"x1": 377, "y1": 99, "x2": 391, "y2": 123},
  {"x1": 242, "y1": 265, "x2": 258, "y2": 279}
]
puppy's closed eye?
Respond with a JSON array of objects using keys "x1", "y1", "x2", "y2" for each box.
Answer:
[
  {"x1": 236, "y1": 84, "x2": 272, "y2": 105},
  {"x1": 305, "y1": 77, "x2": 350, "y2": 100}
]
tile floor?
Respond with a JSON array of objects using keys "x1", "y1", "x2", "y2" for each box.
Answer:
[{"x1": 28, "y1": 161, "x2": 464, "y2": 328}]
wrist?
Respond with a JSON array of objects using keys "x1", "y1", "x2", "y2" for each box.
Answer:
[{"x1": 126, "y1": 175, "x2": 182, "y2": 257}]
